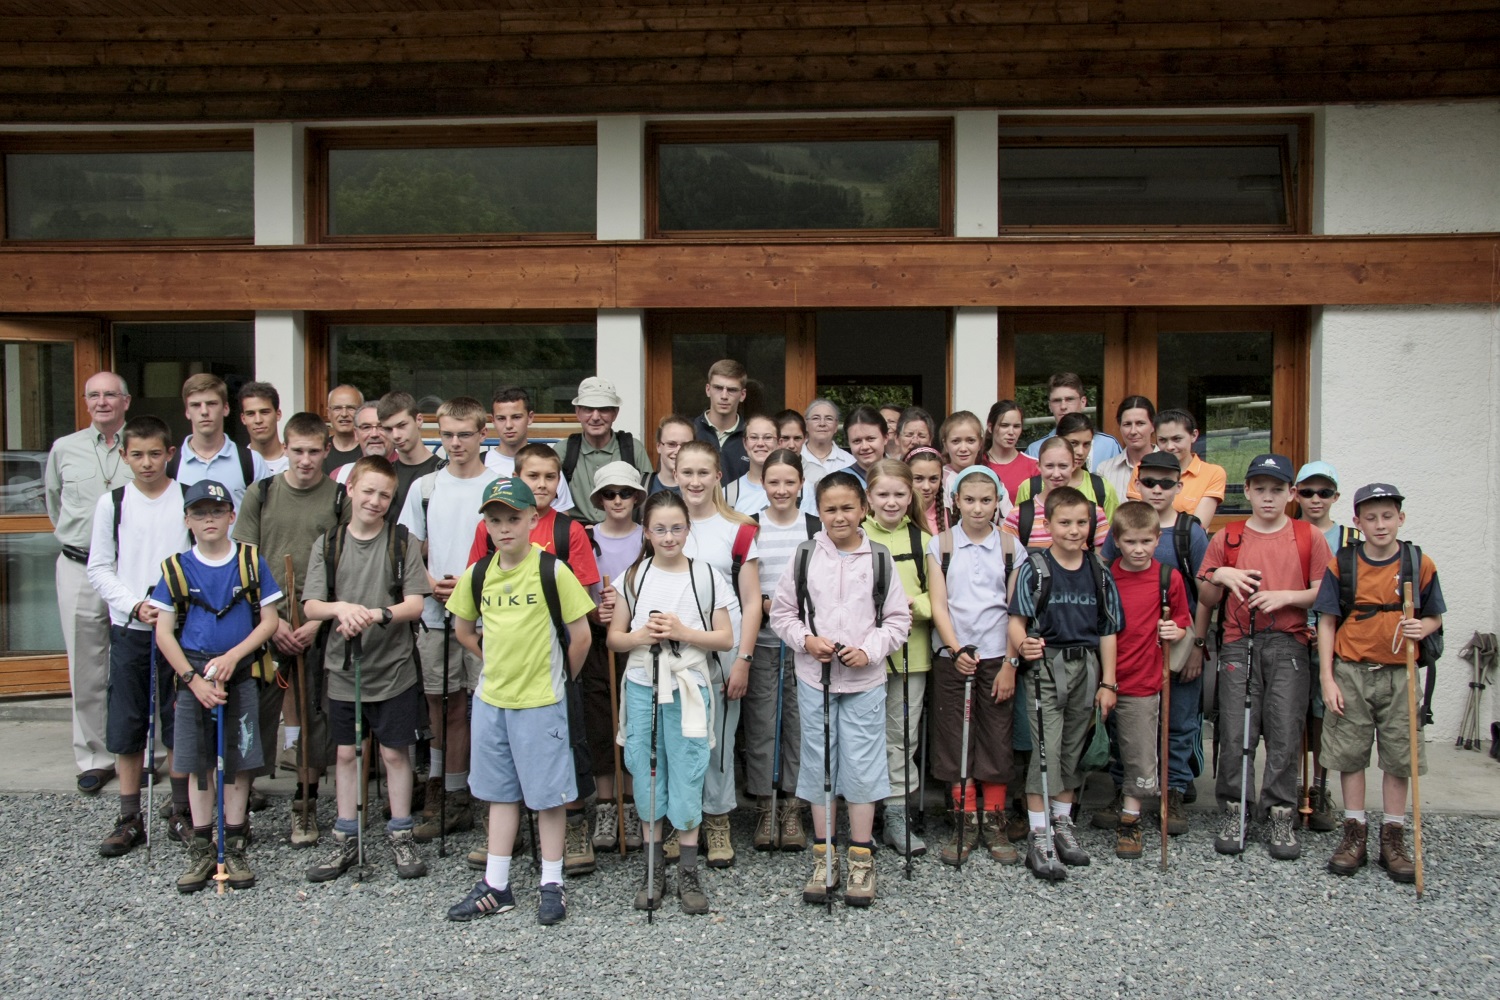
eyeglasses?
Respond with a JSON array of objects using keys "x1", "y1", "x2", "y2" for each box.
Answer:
[
  {"x1": 439, "y1": 430, "x2": 480, "y2": 442},
  {"x1": 187, "y1": 508, "x2": 233, "y2": 522},
  {"x1": 598, "y1": 489, "x2": 636, "y2": 501},
  {"x1": 647, "y1": 524, "x2": 688, "y2": 538},
  {"x1": 1297, "y1": 487, "x2": 1336, "y2": 499},
  {"x1": 329, "y1": 405, "x2": 359, "y2": 413},
  {"x1": 1138, "y1": 477, "x2": 1179, "y2": 491},
  {"x1": 84, "y1": 391, "x2": 125, "y2": 402}
]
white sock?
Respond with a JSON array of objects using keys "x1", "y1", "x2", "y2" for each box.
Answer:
[
  {"x1": 1050, "y1": 800, "x2": 1071, "y2": 819},
  {"x1": 484, "y1": 854, "x2": 511, "y2": 891},
  {"x1": 540, "y1": 857, "x2": 564, "y2": 886},
  {"x1": 1122, "y1": 808, "x2": 1140, "y2": 819},
  {"x1": 445, "y1": 770, "x2": 468, "y2": 793},
  {"x1": 283, "y1": 726, "x2": 300, "y2": 750},
  {"x1": 1028, "y1": 810, "x2": 1047, "y2": 831},
  {"x1": 1347, "y1": 809, "x2": 1367, "y2": 824},
  {"x1": 1385, "y1": 814, "x2": 1405, "y2": 827},
  {"x1": 429, "y1": 749, "x2": 444, "y2": 779}
]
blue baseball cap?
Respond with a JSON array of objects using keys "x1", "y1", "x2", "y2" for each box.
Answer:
[
  {"x1": 1295, "y1": 461, "x2": 1339, "y2": 487},
  {"x1": 1244, "y1": 454, "x2": 1295, "y2": 485},
  {"x1": 183, "y1": 480, "x2": 232, "y2": 510}
]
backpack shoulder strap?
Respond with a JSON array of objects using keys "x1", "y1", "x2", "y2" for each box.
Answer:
[
  {"x1": 333, "y1": 481, "x2": 347, "y2": 524},
  {"x1": 470, "y1": 551, "x2": 496, "y2": 617},
  {"x1": 902, "y1": 520, "x2": 928, "y2": 592},
  {"x1": 1159, "y1": 560, "x2": 1172, "y2": 605},
  {"x1": 165, "y1": 450, "x2": 180, "y2": 480},
  {"x1": 418, "y1": 470, "x2": 440, "y2": 518},
  {"x1": 1221, "y1": 520, "x2": 1246, "y2": 569},
  {"x1": 538, "y1": 551, "x2": 569, "y2": 651},
  {"x1": 553, "y1": 512, "x2": 573, "y2": 564},
  {"x1": 256, "y1": 475, "x2": 273, "y2": 515},
  {"x1": 162, "y1": 553, "x2": 190, "y2": 631},
  {"x1": 686, "y1": 558, "x2": 715, "y2": 632},
  {"x1": 1335, "y1": 542, "x2": 1360, "y2": 627},
  {"x1": 1089, "y1": 472, "x2": 1106, "y2": 504},
  {"x1": 1291, "y1": 518, "x2": 1315, "y2": 587},
  {"x1": 793, "y1": 540, "x2": 817, "y2": 632},
  {"x1": 562, "y1": 434, "x2": 583, "y2": 483},
  {"x1": 730, "y1": 521, "x2": 757, "y2": 593},
  {"x1": 1402, "y1": 541, "x2": 1423, "y2": 615},
  {"x1": 388, "y1": 523, "x2": 410, "y2": 605},
  {"x1": 1018, "y1": 497, "x2": 1036, "y2": 549},
  {"x1": 235, "y1": 443, "x2": 255, "y2": 489},
  {"x1": 622, "y1": 556, "x2": 651, "y2": 624},
  {"x1": 869, "y1": 540, "x2": 892, "y2": 629},
  {"x1": 1173, "y1": 514, "x2": 1200, "y2": 606},
  {"x1": 617, "y1": 431, "x2": 636, "y2": 471},
  {"x1": 111, "y1": 485, "x2": 127, "y2": 550},
  {"x1": 803, "y1": 513, "x2": 821, "y2": 538},
  {"x1": 1026, "y1": 550, "x2": 1053, "y2": 623},
  {"x1": 1086, "y1": 550, "x2": 1108, "y2": 632},
  {"x1": 938, "y1": 528, "x2": 954, "y2": 579},
  {"x1": 236, "y1": 541, "x2": 261, "y2": 611}
]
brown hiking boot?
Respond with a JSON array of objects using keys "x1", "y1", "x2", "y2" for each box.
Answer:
[
  {"x1": 1006, "y1": 808, "x2": 1029, "y2": 843},
  {"x1": 940, "y1": 812, "x2": 979, "y2": 866},
  {"x1": 802, "y1": 842, "x2": 840, "y2": 904},
  {"x1": 777, "y1": 801, "x2": 808, "y2": 851},
  {"x1": 1308, "y1": 785, "x2": 1339, "y2": 832},
  {"x1": 176, "y1": 835, "x2": 215, "y2": 894},
  {"x1": 414, "y1": 786, "x2": 472, "y2": 842},
  {"x1": 753, "y1": 798, "x2": 777, "y2": 851},
  {"x1": 1115, "y1": 813, "x2": 1144, "y2": 860},
  {"x1": 99, "y1": 814, "x2": 145, "y2": 857},
  {"x1": 564, "y1": 814, "x2": 596, "y2": 876},
  {"x1": 1378, "y1": 822, "x2": 1416, "y2": 883},
  {"x1": 981, "y1": 810, "x2": 1019, "y2": 864},
  {"x1": 1091, "y1": 788, "x2": 1123, "y2": 830},
  {"x1": 662, "y1": 825, "x2": 680, "y2": 863},
  {"x1": 1166, "y1": 789, "x2": 1189, "y2": 836},
  {"x1": 1327, "y1": 818, "x2": 1368, "y2": 876},
  {"x1": 223, "y1": 834, "x2": 256, "y2": 890},
  {"x1": 703, "y1": 812, "x2": 735, "y2": 867},
  {"x1": 290, "y1": 799, "x2": 320, "y2": 848},
  {"x1": 844, "y1": 846, "x2": 876, "y2": 907}
]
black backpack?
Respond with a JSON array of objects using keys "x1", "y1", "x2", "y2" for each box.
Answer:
[
  {"x1": 469, "y1": 548, "x2": 570, "y2": 653},
  {"x1": 1334, "y1": 540, "x2": 1441, "y2": 725},
  {"x1": 561, "y1": 431, "x2": 636, "y2": 488},
  {"x1": 1016, "y1": 473, "x2": 1104, "y2": 550},
  {"x1": 791, "y1": 538, "x2": 895, "y2": 634},
  {"x1": 1170, "y1": 513, "x2": 1200, "y2": 609},
  {"x1": 1020, "y1": 548, "x2": 1110, "y2": 641},
  {"x1": 166, "y1": 440, "x2": 256, "y2": 490}
]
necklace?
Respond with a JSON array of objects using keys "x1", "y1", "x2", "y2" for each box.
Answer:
[{"x1": 95, "y1": 432, "x2": 123, "y2": 488}]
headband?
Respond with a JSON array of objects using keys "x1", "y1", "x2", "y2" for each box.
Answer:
[
  {"x1": 948, "y1": 464, "x2": 1004, "y2": 501},
  {"x1": 902, "y1": 445, "x2": 944, "y2": 464}
]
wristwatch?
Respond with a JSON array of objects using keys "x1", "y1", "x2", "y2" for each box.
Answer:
[
  {"x1": 380, "y1": 607, "x2": 394, "y2": 627},
  {"x1": 1099, "y1": 682, "x2": 1119, "y2": 692},
  {"x1": 1006, "y1": 656, "x2": 1022, "y2": 669},
  {"x1": 1192, "y1": 636, "x2": 1207, "y2": 649}
]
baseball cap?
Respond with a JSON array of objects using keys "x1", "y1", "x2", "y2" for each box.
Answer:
[
  {"x1": 183, "y1": 480, "x2": 232, "y2": 510},
  {"x1": 1137, "y1": 451, "x2": 1180, "y2": 473},
  {"x1": 572, "y1": 376, "x2": 622, "y2": 409},
  {"x1": 478, "y1": 477, "x2": 537, "y2": 513},
  {"x1": 591, "y1": 460, "x2": 645, "y2": 502},
  {"x1": 1244, "y1": 454, "x2": 1294, "y2": 485},
  {"x1": 1295, "y1": 460, "x2": 1339, "y2": 487},
  {"x1": 1352, "y1": 483, "x2": 1405, "y2": 510}
]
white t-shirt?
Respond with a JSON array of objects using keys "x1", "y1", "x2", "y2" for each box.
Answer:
[
  {"x1": 622, "y1": 560, "x2": 732, "y2": 689},
  {"x1": 87, "y1": 481, "x2": 190, "y2": 630},
  {"x1": 752, "y1": 512, "x2": 818, "y2": 645},
  {"x1": 260, "y1": 453, "x2": 290, "y2": 477},
  {"x1": 682, "y1": 511, "x2": 758, "y2": 654},
  {"x1": 398, "y1": 466, "x2": 495, "y2": 628},
  {"x1": 730, "y1": 476, "x2": 769, "y2": 517},
  {"x1": 484, "y1": 449, "x2": 574, "y2": 512}
]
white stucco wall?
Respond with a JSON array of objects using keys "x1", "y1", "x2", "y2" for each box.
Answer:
[{"x1": 1313, "y1": 102, "x2": 1500, "y2": 738}]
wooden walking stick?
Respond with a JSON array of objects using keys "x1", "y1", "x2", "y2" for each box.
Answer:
[
  {"x1": 284, "y1": 557, "x2": 311, "y2": 837},
  {"x1": 1299, "y1": 731, "x2": 1314, "y2": 830},
  {"x1": 602, "y1": 575, "x2": 627, "y2": 856},
  {"x1": 1403, "y1": 582, "x2": 1425, "y2": 898},
  {"x1": 1159, "y1": 594, "x2": 1171, "y2": 872}
]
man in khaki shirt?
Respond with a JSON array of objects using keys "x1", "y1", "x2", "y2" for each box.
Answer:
[{"x1": 44, "y1": 371, "x2": 133, "y2": 791}]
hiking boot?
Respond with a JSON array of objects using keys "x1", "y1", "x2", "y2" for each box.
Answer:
[
  {"x1": 1007, "y1": 809, "x2": 1030, "y2": 843},
  {"x1": 1267, "y1": 806, "x2": 1300, "y2": 861},
  {"x1": 414, "y1": 787, "x2": 472, "y2": 842},
  {"x1": 1328, "y1": 818, "x2": 1369, "y2": 876},
  {"x1": 1378, "y1": 822, "x2": 1416, "y2": 884},
  {"x1": 537, "y1": 883, "x2": 567, "y2": 925},
  {"x1": 1091, "y1": 788, "x2": 1123, "y2": 830},
  {"x1": 564, "y1": 815, "x2": 596, "y2": 876},
  {"x1": 1308, "y1": 785, "x2": 1339, "y2": 832},
  {"x1": 223, "y1": 834, "x2": 255, "y2": 890},
  {"x1": 802, "y1": 842, "x2": 840, "y2": 904},
  {"x1": 1115, "y1": 814, "x2": 1144, "y2": 860},
  {"x1": 633, "y1": 851, "x2": 668, "y2": 910},
  {"x1": 753, "y1": 798, "x2": 778, "y2": 851},
  {"x1": 622, "y1": 802, "x2": 643, "y2": 851},
  {"x1": 1182, "y1": 782, "x2": 1198, "y2": 804},
  {"x1": 466, "y1": 849, "x2": 487, "y2": 871},
  {"x1": 446, "y1": 879, "x2": 515, "y2": 921},
  {"x1": 978, "y1": 809, "x2": 1016, "y2": 864},
  {"x1": 1052, "y1": 813, "x2": 1090, "y2": 867},
  {"x1": 165, "y1": 811, "x2": 190, "y2": 844},
  {"x1": 176, "y1": 835, "x2": 216, "y2": 894},
  {"x1": 703, "y1": 813, "x2": 734, "y2": 868},
  {"x1": 290, "y1": 801, "x2": 320, "y2": 849},
  {"x1": 940, "y1": 812, "x2": 979, "y2": 866},
  {"x1": 1166, "y1": 789, "x2": 1189, "y2": 836},
  {"x1": 277, "y1": 740, "x2": 300, "y2": 774},
  {"x1": 158, "y1": 797, "x2": 176, "y2": 820},
  {"x1": 663, "y1": 826, "x2": 680, "y2": 863},
  {"x1": 99, "y1": 814, "x2": 145, "y2": 857},
  {"x1": 845, "y1": 846, "x2": 876, "y2": 907},
  {"x1": 1026, "y1": 827, "x2": 1066, "y2": 882},
  {"x1": 592, "y1": 801, "x2": 619, "y2": 852},
  {"x1": 388, "y1": 828, "x2": 427, "y2": 879},
  {"x1": 306, "y1": 830, "x2": 359, "y2": 883},
  {"x1": 882, "y1": 806, "x2": 928, "y2": 858},
  {"x1": 678, "y1": 865, "x2": 709, "y2": 915},
  {"x1": 778, "y1": 801, "x2": 808, "y2": 851},
  {"x1": 1214, "y1": 803, "x2": 1248, "y2": 855},
  {"x1": 411, "y1": 778, "x2": 442, "y2": 841}
]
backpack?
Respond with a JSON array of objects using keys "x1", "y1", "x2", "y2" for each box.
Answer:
[
  {"x1": 469, "y1": 548, "x2": 572, "y2": 653},
  {"x1": 166, "y1": 440, "x2": 256, "y2": 490},
  {"x1": 936, "y1": 526, "x2": 1014, "y2": 586},
  {"x1": 1016, "y1": 473, "x2": 1104, "y2": 549},
  {"x1": 1335, "y1": 524, "x2": 1363, "y2": 550},
  {"x1": 252, "y1": 475, "x2": 347, "y2": 525},
  {"x1": 1170, "y1": 514, "x2": 1201, "y2": 608},
  {"x1": 892, "y1": 520, "x2": 929, "y2": 594},
  {"x1": 415, "y1": 458, "x2": 453, "y2": 519},
  {"x1": 1020, "y1": 548, "x2": 1110, "y2": 640},
  {"x1": 160, "y1": 541, "x2": 276, "y2": 684},
  {"x1": 1334, "y1": 540, "x2": 1442, "y2": 725},
  {"x1": 729, "y1": 521, "x2": 758, "y2": 594},
  {"x1": 1220, "y1": 518, "x2": 1317, "y2": 586},
  {"x1": 322, "y1": 523, "x2": 412, "y2": 610},
  {"x1": 561, "y1": 431, "x2": 636, "y2": 488},
  {"x1": 619, "y1": 555, "x2": 718, "y2": 643},
  {"x1": 791, "y1": 538, "x2": 895, "y2": 634},
  {"x1": 480, "y1": 510, "x2": 603, "y2": 562}
]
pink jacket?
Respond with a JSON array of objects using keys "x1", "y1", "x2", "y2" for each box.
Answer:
[{"x1": 769, "y1": 530, "x2": 912, "y2": 693}]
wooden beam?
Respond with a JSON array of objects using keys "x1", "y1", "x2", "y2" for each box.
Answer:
[{"x1": 0, "y1": 235, "x2": 1494, "y2": 313}]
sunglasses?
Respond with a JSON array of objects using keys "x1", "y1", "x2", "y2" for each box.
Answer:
[
  {"x1": 1297, "y1": 487, "x2": 1336, "y2": 499},
  {"x1": 598, "y1": 489, "x2": 636, "y2": 501},
  {"x1": 1138, "y1": 477, "x2": 1179, "y2": 491}
]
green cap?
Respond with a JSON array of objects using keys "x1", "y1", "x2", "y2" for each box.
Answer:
[{"x1": 478, "y1": 477, "x2": 537, "y2": 513}]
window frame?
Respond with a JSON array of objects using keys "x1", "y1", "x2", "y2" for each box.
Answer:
[
  {"x1": 305, "y1": 124, "x2": 599, "y2": 245},
  {"x1": 0, "y1": 130, "x2": 255, "y2": 247},
  {"x1": 997, "y1": 114, "x2": 1312, "y2": 235},
  {"x1": 646, "y1": 117, "x2": 955, "y2": 240}
]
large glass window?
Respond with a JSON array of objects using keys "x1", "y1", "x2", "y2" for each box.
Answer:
[
  {"x1": 112, "y1": 321, "x2": 257, "y2": 446},
  {"x1": 3, "y1": 134, "x2": 253, "y2": 242},
  {"x1": 327, "y1": 322, "x2": 596, "y2": 415},
  {"x1": 312, "y1": 127, "x2": 596, "y2": 241},
  {"x1": 650, "y1": 120, "x2": 950, "y2": 236},
  {"x1": 1010, "y1": 325, "x2": 1107, "y2": 450}
]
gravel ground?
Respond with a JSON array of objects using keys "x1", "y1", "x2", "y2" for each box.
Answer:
[{"x1": 3, "y1": 793, "x2": 1499, "y2": 999}]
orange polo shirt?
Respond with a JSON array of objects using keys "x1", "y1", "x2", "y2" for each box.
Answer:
[{"x1": 1127, "y1": 452, "x2": 1227, "y2": 516}]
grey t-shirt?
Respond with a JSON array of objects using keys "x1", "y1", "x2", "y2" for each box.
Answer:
[
  {"x1": 233, "y1": 475, "x2": 346, "y2": 601},
  {"x1": 302, "y1": 524, "x2": 431, "y2": 703}
]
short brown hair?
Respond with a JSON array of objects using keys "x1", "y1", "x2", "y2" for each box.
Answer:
[
  {"x1": 121, "y1": 415, "x2": 172, "y2": 451},
  {"x1": 181, "y1": 373, "x2": 227, "y2": 405},
  {"x1": 283, "y1": 411, "x2": 330, "y2": 447},
  {"x1": 348, "y1": 455, "x2": 397, "y2": 488},
  {"x1": 1110, "y1": 500, "x2": 1159, "y2": 538},
  {"x1": 1048, "y1": 372, "x2": 1086, "y2": 396},
  {"x1": 516, "y1": 442, "x2": 561, "y2": 474},
  {"x1": 377, "y1": 390, "x2": 420, "y2": 424},
  {"x1": 236, "y1": 380, "x2": 280, "y2": 411},
  {"x1": 435, "y1": 396, "x2": 487, "y2": 431},
  {"x1": 707, "y1": 359, "x2": 747, "y2": 384},
  {"x1": 1044, "y1": 485, "x2": 1091, "y2": 522}
]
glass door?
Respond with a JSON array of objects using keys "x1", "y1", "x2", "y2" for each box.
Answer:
[{"x1": 0, "y1": 319, "x2": 100, "y2": 695}]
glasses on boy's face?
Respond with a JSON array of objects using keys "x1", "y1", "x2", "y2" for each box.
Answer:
[
  {"x1": 598, "y1": 489, "x2": 634, "y2": 501},
  {"x1": 648, "y1": 524, "x2": 688, "y2": 538},
  {"x1": 1138, "y1": 477, "x2": 1179, "y2": 491},
  {"x1": 1297, "y1": 487, "x2": 1336, "y2": 499},
  {"x1": 187, "y1": 507, "x2": 233, "y2": 522},
  {"x1": 439, "y1": 430, "x2": 480, "y2": 442}
]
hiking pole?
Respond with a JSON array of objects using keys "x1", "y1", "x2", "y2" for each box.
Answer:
[
  {"x1": 1159, "y1": 597, "x2": 1171, "y2": 873},
  {"x1": 900, "y1": 643, "x2": 912, "y2": 879},
  {"x1": 916, "y1": 685, "x2": 929, "y2": 835},
  {"x1": 1031, "y1": 643, "x2": 1061, "y2": 880},
  {"x1": 771, "y1": 642, "x2": 785, "y2": 851},
  {"x1": 145, "y1": 642, "x2": 158, "y2": 868},
  {"x1": 823, "y1": 645, "x2": 839, "y2": 915},
  {"x1": 1240, "y1": 604, "x2": 1257, "y2": 853},
  {"x1": 352, "y1": 634, "x2": 367, "y2": 878},
  {"x1": 956, "y1": 644, "x2": 977, "y2": 873},
  {"x1": 646, "y1": 634, "x2": 663, "y2": 924},
  {"x1": 1299, "y1": 731, "x2": 1313, "y2": 830},
  {"x1": 285, "y1": 557, "x2": 311, "y2": 837},
  {"x1": 214, "y1": 698, "x2": 228, "y2": 895},
  {"x1": 603, "y1": 576, "x2": 627, "y2": 856},
  {"x1": 439, "y1": 612, "x2": 452, "y2": 858},
  {"x1": 1403, "y1": 582, "x2": 1425, "y2": 899}
]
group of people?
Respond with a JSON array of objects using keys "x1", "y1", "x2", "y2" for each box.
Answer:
[{"x1": 45, "y1": 361, "x2": 1443, "y2": 925}]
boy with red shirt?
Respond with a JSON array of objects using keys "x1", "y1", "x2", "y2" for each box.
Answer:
[{"x1": 1106, "y1": 502, "x2": 1191, "y2": 859}]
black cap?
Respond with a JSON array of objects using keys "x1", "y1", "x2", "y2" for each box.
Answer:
[
  {"x1": 1352, "y1": 483, "x2": 1405, "y2": 510},
  {"x1": 1244, "y1": 454, "x2": 1295, "y2": 485},
  {"x1": 1137, "y1": 451, "x2": 1180, "y2": 473}
]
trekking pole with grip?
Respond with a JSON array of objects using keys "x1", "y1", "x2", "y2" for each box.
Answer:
[
  {"x1": 145, "y1": 642, "x2": 158, "y2": 868},
  {"x1": 1030, "y1": 639, "x2": 1061, "y2": 880},
  {"x1": 285, "y1": 557, "x2": 312, "y2": 836},
  {"x1": 823, "y1": 645, "x2": 839, "y2": 915},
  {"x1": 646, "y1": 634, "x2": 662, "y2": 923},
  {"x1": 214, "y1": 698, "x2": 228, "y2": 895},
  {"x1": 352, "y1": 634, "x2": 367, "y2": 877},
  {"x1": 1158, "y1": 592, "x2": 1171, "y2": 873},
  {"x1": 1403, "y1": 582, "x2": 1425, "y2": 899},
  {"x1": 1299, "y1": 731, "x2": 1313, "y2": 830},
  {"x1": 603, "y1": 576, "x2": 627, "y2": 856},
  {"x1": 439, "y1": 611, "x2": 452, "y2": 858},
  {"x1": 956, "y1": 644, "x2": 978, "y2": 873},
  {"x1": 771, "y1": 642, "x2": 785, "y2": 850},
  {"x1": 900, "y1": 643, "x2": 912, "y2": 879},
  {"x1": 1240, "y1": 603, "x2": 1257, "y2": 852}
]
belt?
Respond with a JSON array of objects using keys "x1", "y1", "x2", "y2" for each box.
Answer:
[{"x1": 61, "y1": 545, "x2": 89, "y2": 564}]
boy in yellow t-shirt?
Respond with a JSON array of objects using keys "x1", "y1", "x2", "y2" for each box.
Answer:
[{"x1": 442, "y1": 478, "x2": 593, "y2": 926}]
